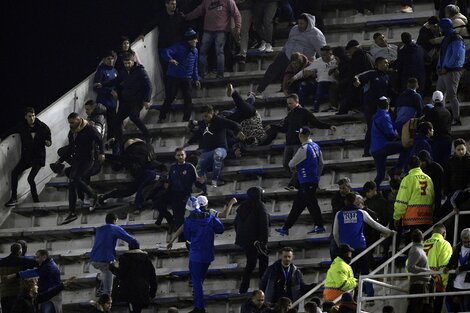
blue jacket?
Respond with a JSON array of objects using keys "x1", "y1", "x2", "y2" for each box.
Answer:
[
  {"x1": 169, "y1": 162, "x2": 197, "y2": 195},
  {"x1": 396, "y1": 42, "x2": 429, "y2": 82},
  {"x1": 19, "y1": 257, "x2": 61, "y2": 294},
  {"x1": 161, "y1": 41, "x2": 199, "y2": 81},
  {"x1": 90, "y1": 224, "x2": 137, "y2": 262},
  {"x1": 184, "y1": 209, "x2": 224, "y2": 263},
  {"x1": 437, "y1": 19, "x2": 465, "y2": 70},
  {"x1": 296, "y1": 141, "x2": 322, "y2": 184},
  {"x1": 409, "y1": 135, "x2": 433, "y2": 158},
  {"x1": 395, "y1": 88, "x2": 423, "y2": 130},
  {"x1": 93, "y1": 63, "x2": 118, "y2": 108},
  {"x1": 371, "y1": 109, "x2": 398, "y2": 153},
  {"x1": 357, "y1": 70, "x2": 394, "y2": 114}
]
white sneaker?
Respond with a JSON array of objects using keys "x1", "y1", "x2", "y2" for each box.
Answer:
[
  {"x1": 258, "y1": 41, "x2": 267, "y2": 52},
  {"x1": 401, "y1": 5, "x2": 413, "y2": 13},
  {"x1": 265, "y1": 43, "x2": 273, "y2": 53},
  {"x1": 211, "y1": 180, "x2": 218, "y2": 188}
]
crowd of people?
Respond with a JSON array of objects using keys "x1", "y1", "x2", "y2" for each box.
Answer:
[{"x1": 1, "y1": 0, "x2": 470, "y2": 312}]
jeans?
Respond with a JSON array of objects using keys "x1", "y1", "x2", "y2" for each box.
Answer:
[
  {"x1": 371, "y1": 142, "x2": 405, "y2": 188},
  {"x1": 278, "y1": 0, "x2": 295, "y2": 23},
  {"x1": 239, "y1": 9, "x2": 253, "y2": 56},
  {"x1": 197, "y1": 148, "x2": 227, "y2": 181},
  {"x1": 283, "y1": 144, "x2": 300, "y2": 187},
  {"x1": 67, "y1": 159, "x2": 96, "y2": 213},
  {"x1": 284, "y1": 182, "x2": 324, "y2": 229},
  {"x1": 200, "y1": 31, "x2": 226, "y2": 76},
  {"x1": 92, "y1": 261, "x2": 114, "y2": 296},
  {"x1": 298, "y1": 80, "x2": 316, "y2": 107},
  {"x1": 313, "y1": 81, "x2": 336, "y2": 110},
  {"x1": 252, "y1": 1, "x2": 277, "y2": 43},
  {"x1": 436, "y1": 70, "x2": 463, "y2": 120},
  {"x1": 189, "y1": 261, "x2": 211, "y2": 309},
  {"x1": 38, "y1": 301, "x2": 55, "y2": 313}
]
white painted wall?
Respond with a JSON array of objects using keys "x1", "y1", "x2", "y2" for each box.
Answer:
[{"x1": 0, "y1": 29, "x2": 162, "y2": 226}]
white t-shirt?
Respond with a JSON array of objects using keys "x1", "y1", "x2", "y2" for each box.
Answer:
[
  {"x1": 454, "y1": 246, "x2": 470, "y2": 290},
  {"x1": 293, "y1": 57, "x2": 338, "y2": 83}
]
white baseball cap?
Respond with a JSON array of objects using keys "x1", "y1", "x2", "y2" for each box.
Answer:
[
  {"x1": 197, "y1": 195, "x2": 208, "y2": 207},
  {"x1": 432, "y1": 90, "x2": 444, "y2": 102}
]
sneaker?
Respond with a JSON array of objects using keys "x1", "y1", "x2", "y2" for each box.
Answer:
[
  {"x1": 249, "y1": 40, "x2": 260, "y2": 49},
  {"x1": 258, "y1": 41, "x2": 267, "y2": 52},
  {"x1": 211, "y1": 180, "x2": 218, "y2": 188},
  {"x1": 401, "y1": 5, "x2": 413, "y2": 13},
  {"x1": 50, "y1": 162, "x2": 65, "y2": 174},
  {"x1": 89, "y1": 194, "x2": 99, "y2": 212},
  {"x1": 60, "y1": 213, "x2": 78, "y2": 225},
  {"x1": 265, "y1": 43, "x2": 273, "y2": 53},
  {"x1": 254, "y1": 240, "x2": 269, "y2": 257},
  {"x1": 5, "y1": 198, "x2": 17, "y2": 207},
  {"x1": 284, "y1": 185, "x2": 296, "y2": 191},
  {"x1": 308, "y1": 226, "x2": 326, "y2": 234},
  {"x1": 226, "y1": 83, "x2": 234, "y2": 97},
  {"x1": 275, "y1": 227, "x2": 289, "y2": 236},
  {"x1": 452, "y1": 119, "x2": 462, "y2": 126},
  {"x1": 254, "y1": 90, "x2": 263, "y2": 99}
]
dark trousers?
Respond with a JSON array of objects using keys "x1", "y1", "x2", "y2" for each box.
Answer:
[
  {"x1": 115, "y1": 101, "x2": 149, "y2": 144},
  {"x1": 371, "y1": 142, "x2": 405, "y2": 189},
  {"x1": 189, "y1": 261, "x2": 211, "y2": 309},
  {"x1": 283, "y1": 144, "x2": 300, "y2": 187},
  {"x1": 171, "y1": 192, "x2": 190, "y2": 234},
  {"x1": 105, "y1": 105, "x2": 117, "y2": 141},
  {"x1": 363, "y1": 111, "x2": 374, "y2": 156},
  {"x1": 239, "y1": 244, "x2": 269, "y2": 293},
  {"x1": 431, "y1": 138, "x2": 452, "y2": 169},
  {"x1": 10, "y1": 159, "x2": 41, "y2": 201},
  {"x1": 160, "y1": 76, "x2": 193, "y2": 121},
  {"x1": 284, "y1": 182, "x2": 324, "y2": 229},
  {"x1": 67, "y1": 159, "x2": 95, "y2": 212},
  {"x1": 406, "y1": 282, "x2": 433, "y2": 313},
  {"x1": 1, "y1": 296, "x2": 17, "y2": 313},
  {"x1": 128, "y1": 302, "x2": 144, "y2": 313},
  {"x1": 257, "y1": 52, "x2": 289, "y2": 93},
  {"x1": 231, "y1": 91, "x2": 256, "y2": 118},
  {"x1": 352, "y1": 248, "x2": 374, "y2": 297}
]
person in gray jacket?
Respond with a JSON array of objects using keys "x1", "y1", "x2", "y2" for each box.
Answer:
[
  {"x1": 255, "y1": 13, "x2": 326, "y2": 95},
  {"x1": 406, "y1": 229, "x2": 433, "y2": 313}
]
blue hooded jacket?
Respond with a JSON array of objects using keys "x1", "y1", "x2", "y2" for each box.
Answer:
[
  {"x1": 161, "y1": 41, "x2": 199, "y2": 81},
  {"x1": 437, "y1": 18, "x2": 465, "y2": 70},
  {"x1": 90, "y1": 224, "x2": 138, "y2": 262},
  {"x1": 184, "y1": 209, "x2": 224, "y2": 263},
  {"x1": 18, "y1": 257, "x2": 61, "y2": 294},
  {"x1": 370, "y1": 109, "x2": 398, "y2": 154}
]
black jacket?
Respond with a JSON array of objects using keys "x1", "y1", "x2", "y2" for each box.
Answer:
[
  {"x1": 105, "y1": 63, "x2": 152, "y2": 104},
  {"x1": 364, "y1": 194, "x2": 394, "y2": 227},
  {"x1": 109, "y1": 249, "x2": 157, "y2": 305},
  {"x1": 0, "y1": 255, "x2": 38, "y2": 298},
  {"x1": 331, "y1": 191, "x2": 346, "y2": 216},
  {"x1": 11, "y1": 283, "x2": 64, "y2": 313},
  {"x1": 59, "y1": 119, "x2": 104, "y2": 162},
  {"x1": 444, "y1": 153, "x2": 470, "y2": 195},
  {"x1": 424, "y1": 103, "x2": 452, "y2": 140},
  {"x1": 240, "y1": 298, "x2": 271, "y2": 313},
  {"x1": 396, "y1": 42, "x2": 430, "y2": 83},
  {"x1": 188, "y1": 114, "x2": 242, "y2": 151},
  {"x1": 235, "y1": 187, "x2": 270, "y2": 246},
  {"x1": 272, "y1": 105, "x2": 331, "y2": 145},
  {"x1": 350, "y1": 49, "x2": 374, "y2": 76},
  {"x1": 446, "y1": 242, "x2": 470, "y2": 289},
  {"x1": 0, "y1": 118, "x2": 51, "y2": 166},
  {"x1": 106, "y1": 140, "x2": 156, "y2": 178}
]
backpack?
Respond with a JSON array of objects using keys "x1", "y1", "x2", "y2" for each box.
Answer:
[{"x1": 401, "y1": 118, "x2": 420, "y2": 148}]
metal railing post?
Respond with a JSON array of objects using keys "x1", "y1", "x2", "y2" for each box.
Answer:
[
  {"x1": 453, "y1": 212, "x2": 459, "y2": 246},
  {"x1": 391, "y1": 231, "x2": 396, "y2": 274},
  {"x1": 357, "y1": 276, "x2": 363, "y2": 313}
]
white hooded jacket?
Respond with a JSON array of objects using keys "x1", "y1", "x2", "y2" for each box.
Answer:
[{"x1": 283, "y1": 13, "x2": 326, "y2": 60}]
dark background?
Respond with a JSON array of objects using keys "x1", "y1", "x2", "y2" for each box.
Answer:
[{"x1": 1, "y1": 0, "x2": 163, "y2": 134}]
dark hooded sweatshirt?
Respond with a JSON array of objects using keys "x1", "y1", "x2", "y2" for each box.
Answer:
[{"x1": 235, "y1": 187, "x2": 270, "y2": 246}]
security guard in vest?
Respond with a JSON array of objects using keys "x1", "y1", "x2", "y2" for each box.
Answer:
[
  {"x1": 275, "y1": 127, "x2": 325, "y2": 236},
  {"x1": 323, "y1": 244, "x2": 357, "y2": 301},
  {"x1": 394, "y1": 155, "x2": 434, "y2": 238},
  {"x1": 423, "y1": 223, "x2": 452, "y2": 313}
]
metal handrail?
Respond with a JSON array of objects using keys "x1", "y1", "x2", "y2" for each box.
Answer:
[
  {"x1": 291, "y1": 231, "x2": 396, "y2": 309},
  {"x1": 370, "y1": 210, "x2": 470, "y2": 276}
]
